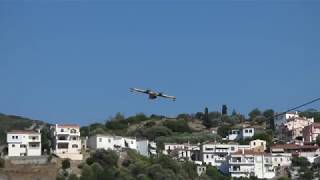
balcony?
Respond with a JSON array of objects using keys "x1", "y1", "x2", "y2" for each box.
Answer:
[
  {"x1": 215, "y1": 157, "x2": 227, "y2": 162},
  {"x1": 215, "y1": 149, "x2": 228, "y2": 153},
  {"x1": 229, "y1": 167, "x2": 254, "y2": 173},
  {"x1": 229, "y1": 158, "x2": 254, "y2": 165}
]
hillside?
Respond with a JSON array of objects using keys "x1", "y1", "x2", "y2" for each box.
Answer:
[{"x1": 0, "y1": 113, "x2": 47, "y2": 145}]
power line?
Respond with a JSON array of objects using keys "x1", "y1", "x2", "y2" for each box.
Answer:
[{"x1": 274, "y1": 97, "x2": 320, "y2": 118}]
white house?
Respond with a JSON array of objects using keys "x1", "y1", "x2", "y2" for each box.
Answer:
[
  {"x1": 87, "y1": 134, "x2": 155, "y2": 157},
  {"x1": 228, "y1": 149, "x2": 275, "y2": 179},
  {"x1": 7, "y1": 130, "x2": 41, "y2": 157},
  {"x1": 271, "y1": 153, "x2": 292, "y2": 167},
  {"x1": 51, "y1": 124, "x2": 83, "y2": 160},
  {"x1": 274, "y1": 111, "x2": 299, "y2": 129},
  {"x1": 163, "y1": 143, "x2": 200, "y2": 162},
  {"x1": 227, "y1": 128, "x2": 254, "y2": 141},
  {"x1": 202, "y1": 143, "x2": 252, "y2": 173}
]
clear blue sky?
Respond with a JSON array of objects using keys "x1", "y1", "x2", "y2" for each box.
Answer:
[{"x1": 1, "y1": 1, "x2": 319, "y2": 125}]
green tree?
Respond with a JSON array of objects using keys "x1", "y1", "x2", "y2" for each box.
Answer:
[
  {"x1": 41, "y1": 127, "x2": 51, "y2": 154},
  {"x1": 62, "y1": 159, "x2": 71, "y2": 170},
  {"x1": 292, "y1": 157, "x2": 310, "y2": 167},
  {"x1": 203, "y1": 107, "x2": 212, "y2": 128},
  {"x1": 68, "y1": 174, "x2": 79, "y2": 180},
  {"x1": 249, "y1": 108, "x2": 262, "y2": 120},
  {"x1": 163, "y1": 120, "x2": 192, "y2": 133},
  {"x1": 222, "y1": 105, "x2": 228, "y2": 115},
  {"x1": 80, "y1": 164, "x2": 94, "y2": 180},
  {"x1": 91, "y1": 162, "x2": 104, "y2": 180},
  {"x1": 263, "y1": 109, "x2": 275, "y2": 130},
  {"x1": 217, "y1": 125, "x2": 231, "y2": 138},
  {"x1": 87, "y1": 149, "x2": 118, "y2": 168}
]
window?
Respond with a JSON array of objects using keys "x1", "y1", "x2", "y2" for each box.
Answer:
[
  {"x1": 108, "y1": 139, "x2": 111, "y2": 143},
  {"x1": 245, "y1": 130, "x2": 249, "y2": 133},
  {"x1": 12, "y1": 144, "x2": 15, "y2": 147},
  {"x1": 253, "y1": 142, "x2": 256, "y2": 146},
  {"x1": 261, "y1": 142, "x2": 264, "y2": 146},
  {"x1": 280, "y1": 158, "x2": 283, "y2": 162},
  {"x1": 72, "y1": 137, "x2": 77, "y2": 141},
  {"x1": 231, "y1": 147, "x2": 235, "y2": 151},
  {"x1": 16, "y1": 136, "x2": 18, "y2": 139},
  {"x1": 249, "y1": 130, "x2": 253, "y2": 133},
  {"x1": 131, "y1": 141, "x2": 133, "y2": 144},
  {"x1": 211, "y1": 155, "x2": 214, "y2": 159},
  {"x1": 20, "y1": 144, "x2": 26, "y2": 148},
  {"x1": 61, "y1": 129, "x2": 64, "y2": 132},
  {"x1": 12, "y1": 136, "x2": 15, "y2": 139},
  {"x1": 70, "y1": 129, "x2": 77, "y2": 133},
  {"x1": 99, "y1": 138, "x2": 102, "y2": 142},
  {"x1": 72, "y1": 144, "x2": 78, "y2": 148},
  {"x1": 206, "y1": 155, "x2": 209, "y2": 159},
  {"x1": 31, "y1": 144, "x2": 38, "y2": 148}
]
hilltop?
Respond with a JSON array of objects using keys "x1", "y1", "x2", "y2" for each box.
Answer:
[{"x1": 0, "y1": 113, "x2": 48, "y2": 145}]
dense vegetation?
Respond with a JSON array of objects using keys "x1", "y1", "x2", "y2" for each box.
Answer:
[{"x1": 69, "y1": 149, "x2": 232, "y2": 180}]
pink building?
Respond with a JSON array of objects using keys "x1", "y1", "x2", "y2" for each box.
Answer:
[
  {"x1": 303, "y1": 123, "x2": 320, "y2": 143},
  {"x1": 282, "y1": 117, "x2": 314, "y2": 140}
]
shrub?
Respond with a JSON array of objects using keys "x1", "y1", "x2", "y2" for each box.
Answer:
[
  {"x1": 163, "y1": 120, "x2": 192, "y2": 133},
  {"x1": 292, "y1": 157, "x2": 310, "y2": 167},
  {"x1": 62, "y1": 159, "x2": 71, "y2": 170},
  {"x1": 87, "y1": 149, "x2": 118, "y2": 168},
  {"x1": 0, "y1": 157, "x2": 5, "y2": 168},
  {"x1": 69, "y1": 174, "x2": 79, "y2": 180}
]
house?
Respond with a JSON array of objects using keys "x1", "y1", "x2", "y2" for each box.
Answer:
[
  {"x1": 87, "y1": 134, "x2": 155, "y2": 157},
  {"x1": 51, "y1": 124, "x2": 83, "y2": 160},
  {"x1": 227, "y1": 128, "x2": 254, "y2": 141},
  {"x1": 271, "y1": 144, "x2": 320, "y2": 163},
  {"x1": 303, "y1": 123, "x2": 320, "y2": 143},
  {"x1": 274, "y1": 111, "x2": 299, "y2": 129},
  {"x1": 228, "y1": 149, "x2": 275, "y2": 179},
  {"x1": 202, "y1": 143, "x2": 252, "y2": 173},
  {"x1": 281, "y1": 117, "x2": 314, "y2": 141},
  {"x1": 7, "y1": 130, "x2": 41, "y2": 157},
  {"x1": 250, "y1": 139, "x2": 267, "y2": 152},
  {"x1": 163, "y1": 143, "x2": 201, "y2": 162}
]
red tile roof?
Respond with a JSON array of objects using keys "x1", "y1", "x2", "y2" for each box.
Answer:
[{"x1": 271, "y1": 144, "x2": 319, "y2": 150}]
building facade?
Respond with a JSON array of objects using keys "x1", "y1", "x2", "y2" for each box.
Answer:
[
  {"x1": 227, "y1": 128, "x2": 255, "y2": 141},
  {"x1": 303, "y1": 123, "x2": 320, "y2": 143},
  {"x1": 51, "y1": 124, "x2": 83, "y2": 160},
  {"x1": 7, "y1": 130, "x2": 41, "y2": 157},
  {"x1": 228, "y1": 150, "x2": 275, "y2": 179}
]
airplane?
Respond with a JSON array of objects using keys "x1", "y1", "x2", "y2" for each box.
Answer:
[{"x1": 130, "y1": 88, "x2": 176, "y2": 101}]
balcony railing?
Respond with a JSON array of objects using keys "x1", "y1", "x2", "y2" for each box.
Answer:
[
  {"x1": 229, "y1": 167, "x2": 254, "y2": 173},
  {"x1": 229, "y1": 159, "x2": 254, "y2": 165}
]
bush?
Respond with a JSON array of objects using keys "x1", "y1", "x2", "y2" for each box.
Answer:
[
  {"x1": 87, "y1": 149, "x2": 118, "y2": 168},
  {"x1": 163, "y1": 120, "x2": 192, "y2": 133},
  {"x1": 141, "y1": 126, "x2": 172, "y2": 140},
  {"x1": 0, "y1": 157, "x2": 5, "y2": 168},
  {"x1": 217, "y1": 125, "x2": 231, "y2": 138},
  {"x1": 62, "y1": 159, "x2": 71, "y2": 170},
  {"x1": 292, "y1": 157, "x2": 310, "y2": 167},
  {"x1": 144, "y1": 121, "x2": 156, "y2": 127},
  {"x1": 69, "y1": 174, "x2": 79, "y2": 180}
]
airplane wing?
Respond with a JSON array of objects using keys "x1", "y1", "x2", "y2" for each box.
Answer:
[
  {"x1": 130, "y1": 88, "x2": 149, "y2": 94},
  {"x1": 158, "y1": 93, "x2": 176, "y2": 101}
]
